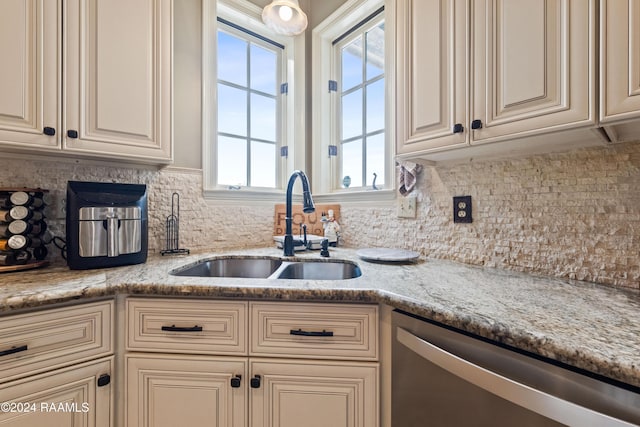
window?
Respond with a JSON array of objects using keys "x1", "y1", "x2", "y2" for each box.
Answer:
[
  {"x1": 203, "y1": 0, "x2": 305, "y2": 201},
  {"x1": 216, "y1": 20, "x2": 283, "y2": 188},
  {"x1": 312, "y1": 0, "x2": 394, "y2": 202},
  {"x1": 334, "y1": 14, "x2": 385, "y2": 190}
]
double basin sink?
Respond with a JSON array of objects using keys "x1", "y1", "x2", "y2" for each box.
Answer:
[{"x1": 170, "y1": 256, "x2": 362, "y2": 280}]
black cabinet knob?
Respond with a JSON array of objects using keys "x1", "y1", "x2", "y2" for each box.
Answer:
[
  {"x1": 453, "y1": 123, "x2": 464, "y2": 134},
  {"x1": 230, "y1": 375, "x2": 242, "y2": 388},
  {"x1": 97, "y1": 374, "x2": 111, "y2": 387},
  {"x1": 250, "y1": 375, "x2": 261, "y2": 389},
  {"x1": 43, "y1": 127, "x2": 56, "y2": 136},
  {"x1": 471, "y1": 120, "x2": 483, "y2": 130},
  {"x1": 67, "y1": 130, "x2": 79, "y2": 139}
]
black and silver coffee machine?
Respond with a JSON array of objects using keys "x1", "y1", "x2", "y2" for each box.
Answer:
[{"x1": 66, "y1": 181, "x2": 148, "y2": 270}]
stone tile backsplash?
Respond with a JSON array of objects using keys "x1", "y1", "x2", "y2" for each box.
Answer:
[
  {"x1": 341, "y1": 141, "x2": 640, "y2": 289},
  {"x1": 0, "y1": 160, "x2": 275, "y2": 262},
  {"x1": 0, "y1": 139, "x2": 638, "y2": 289}
]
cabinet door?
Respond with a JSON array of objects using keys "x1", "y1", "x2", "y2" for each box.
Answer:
[
  {"x1": 0, "y1": 357, "x2": 112, "y2": 427},
  {"x1": 396, "y1": 0, "x2": 468, "y2": 155},
  {"x1": 0, "y1": 0, "x2": 60, "y2": 150},
  {"x1": 126, "y1": 354, "x2": 247, "y2": 427},
  {"x1": 64, "y1": 0, "x2": 172, "y2": 163},
  {"x1": 471, "y1": 0, "x2": 595, "y2": 143},
  {"x1": 250, "y1": 359, "x2": 378, "y2": 427},
  {"x1": 600, "y1": 0, "x2": 640, "y2": 123}
]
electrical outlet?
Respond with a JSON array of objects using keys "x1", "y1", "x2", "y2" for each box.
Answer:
[
  {"x1": 453, "y1": 196, "x2": 472, "y2": 223},
  {"x1": 397, "y1": 197, "x2": 417, "y2": 218},
  {"x1": 49, "y1": 191, "x2": 66, "y2": 220}
]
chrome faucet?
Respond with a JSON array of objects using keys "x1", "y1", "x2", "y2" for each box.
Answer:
[{"x1": 283, "y1": 170, "x2": 315, "y2": 256}]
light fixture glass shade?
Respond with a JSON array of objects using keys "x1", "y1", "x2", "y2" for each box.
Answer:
[{"x1": 262, "y1": 0, "x2": 308, "y2": 36}]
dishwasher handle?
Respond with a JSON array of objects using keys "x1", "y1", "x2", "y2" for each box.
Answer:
[{"x1": 396, "y1": 327, "x2": 636, "y2": 427}]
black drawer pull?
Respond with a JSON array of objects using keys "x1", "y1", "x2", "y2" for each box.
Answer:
[
  {"x1": 161, "y1": 325, "x2": 203, "y2": 332},
  {"x1": 453, "y1": 123, "x2": 464, "y2": 133},
  {"x1": 43, "y1": 127, "x2": 56, "y2": 136},
  {"x1": 290, "y1": 329, "x2": 334, "y2": 337},
  {"x1": 67, "y1": 129, "x2": 79, "y2": 139},
  {"x1": 0, "y1": 345, "x2": 28, "y2": 357},
  {"x1": 471, "y1": 119, "x2": 483, "y2": 130}
]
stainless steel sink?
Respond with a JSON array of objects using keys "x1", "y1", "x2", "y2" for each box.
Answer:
[
  {"x1": 171, "y1": 257, "x2": 283, "y2": 278},
  {"x1": 171, "y1": 257, "x2": 361, "y2": 280},
  {"x1": 274, "y1": 260, "x2": 362, "y2": 280}
]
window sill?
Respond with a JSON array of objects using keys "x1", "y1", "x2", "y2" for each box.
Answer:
[
  {"x1": 311, "y1": 188, "x2": 396, "y2": 206},
  {"x1": 203, "y1": 187, "x2": 397, "y2": 207},
  {"x1": 203, "y1": 188, "x2": 286, "y2": 205}
]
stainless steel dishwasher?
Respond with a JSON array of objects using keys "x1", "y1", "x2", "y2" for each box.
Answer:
[{"x1": 392, "y1": 309, "x2": 640, "y2": 426}]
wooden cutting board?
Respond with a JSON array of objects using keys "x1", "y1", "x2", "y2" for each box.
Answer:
[{"x1": 274, "y1": 204, "x2": 340, "y2": 236}]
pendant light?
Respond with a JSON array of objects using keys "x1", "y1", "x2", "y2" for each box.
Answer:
[{"x1": 262, "y1": 0, "x2": 308, "y2": 36}]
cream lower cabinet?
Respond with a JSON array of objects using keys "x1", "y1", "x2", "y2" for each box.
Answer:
[
  {"x1": 125, "y1": 298, "x2": 379, "y2": 427},
  {"x1": 396, "y1": 0, "x2": 596, "y2": 158},
  {"x1": 0, "y1": 357, "x2": 113, "y2": 427},
  {"x1": 250, "y1": 359, "x2": 378, "y2": 427},
  {"x1": 0, "y1": 300, "x2": 114, "y2": 426},
  {"x1": 126, "y1": 354, "x2": 247, "y2": 427},
  {"x1": 0, "y1": 0, "x2": 172, "y2": 164}
]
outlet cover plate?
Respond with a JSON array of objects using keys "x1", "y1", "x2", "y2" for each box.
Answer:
[
  {"x1": 397, "y1": 197, "x2": 417, "y2": 218},
  {"x1": 453, "y1": 196, "x2": 472, "y2": 223}
]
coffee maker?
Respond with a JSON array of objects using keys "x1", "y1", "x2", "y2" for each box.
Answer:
[{"x1": 66, "y1": 181, "x2": 148, "y2": 269}]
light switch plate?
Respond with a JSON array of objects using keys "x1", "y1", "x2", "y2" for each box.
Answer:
[{"x1": 397, "y1": 197, "x2": 417, "y2": 218}]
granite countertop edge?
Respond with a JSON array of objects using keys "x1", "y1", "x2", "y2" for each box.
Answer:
[{"x1": 0, "y1": 247, "x2": 638, "y2": 389}]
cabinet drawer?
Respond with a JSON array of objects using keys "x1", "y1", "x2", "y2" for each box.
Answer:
[
  {"x1": 250, "y1": 302, "x2": 378, "y2": 360},
  {"x1": 0, "y1": 300, "x2": 113, "y2": 384},
  {"x1": 126, "y1": 298, "x2": 247, "y2": 355}
]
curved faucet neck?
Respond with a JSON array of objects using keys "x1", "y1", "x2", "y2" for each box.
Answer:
[{"x1": 284, "y1": 170, "x2": 314, "y2": 256}]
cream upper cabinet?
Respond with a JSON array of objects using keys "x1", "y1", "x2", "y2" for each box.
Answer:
[
  {"x1": 0, "y1": 0, "x2": 61, "y2": 150},
  {"x1": 0, "y1": 0, "x2": 172, "y2": 164},
  {"x1": 395, "y1": 0, "x2": 468, "y2": 155},
  {"x1": 471, "y1": 0, "x2": 595, "y2": 143},
  {"x1": 63, "y1": 0, "x2": 172, "y2": 162},
  {"x1": 599, "y1": 0, "x2": 640, "y2": 142},
  {"x1": 396, "y1": 0, "x2": 597, "y2": 158},
  {"x1": 600, "y1": 0, "x2": 640, "y2": 122}
]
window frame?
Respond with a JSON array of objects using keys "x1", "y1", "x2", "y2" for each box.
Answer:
[
  {"x1": 216, "y1": 19, "x2": 283, "y2": 189},
  {"x1": 333, "y1": 12, "x2": 386, "y2": 191},
  {"x1": 311, "y1": 0, "x2": 395, "y2": 204},
  {"x1": 203, "y1": 0, "x2": 306, "y2": 203}
]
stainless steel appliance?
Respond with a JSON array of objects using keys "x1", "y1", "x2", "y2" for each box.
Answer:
[
  {"x1": 66, "y1": 181, "x2": 147, "y2": 269},
  {"x1": 392, "y1": 309, "x2": 640, "y2": 426}
]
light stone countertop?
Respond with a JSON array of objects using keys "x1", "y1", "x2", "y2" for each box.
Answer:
[{"x1": 0, "y1": 247, "x2": 639, "y2": 389}]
